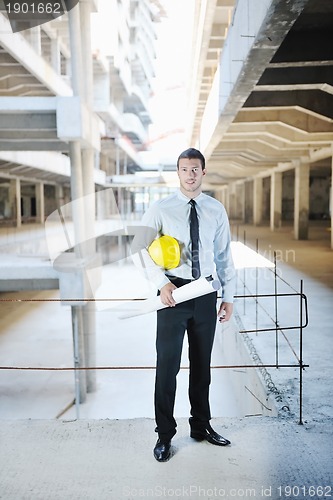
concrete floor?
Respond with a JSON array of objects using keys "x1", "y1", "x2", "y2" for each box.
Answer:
[{"x1": 0, "y1": 220, "x2": 332, "y2": 499}]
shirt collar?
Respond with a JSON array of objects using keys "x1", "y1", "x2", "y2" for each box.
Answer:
[{"x1": 176, "y1": 189, "x2": 204, "y2": 205}]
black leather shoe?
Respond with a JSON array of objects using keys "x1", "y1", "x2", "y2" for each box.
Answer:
[
  {"x1": 190, "y1": 426, "x2": 231, "y2": 446},
  {"x1": 153, "y1": 439, "x2": 172, "y2": 462}
]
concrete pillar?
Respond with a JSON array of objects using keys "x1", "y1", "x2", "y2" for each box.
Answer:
[
  {"x1": 224, "y1": 187, "x2": 230, "y2": 213},
  {"x1": 55, "y1": 184, "x2": 64, "y2": 210},
  {"x1": 51, "y1": 38, "x2": 61, "y2": 74},
  {"x1": 35, "y1": 182, "x2": 45, "y2": 224},
  {"x1": 9, "y1": 178, "x2": 21, "y2": 227},
  {"x1": 244, "y1": 181, "x2": 253, "y2": 223},
  {"x1": 80, "y1": 0, "x2": 97, "y2": 394},
  {"x1": 68, "y1": 3, "x2": 87, "y2": 403},
  {"x1": 29, "y1": 26, "x2": 41, "y2": 55},
  {"x1": 253, "y1": 177, "x2": 263, "y2": 225},
  {"x1": 331, "y1": 153, "x2": 333, "y2": 250},
  {"x1": 69, "y1": 141, "x2": 87, "y2": 404},
  {"x1": 124, "y1": 154, "x2": 128, "y2": 175},
  {"x1": 217, "y1": 189, "x2": 223, "y2": 205},
  {"x1": 294, "y1": 162, "x2": 310, "y2": 240},
  {"x1": 96, "y1": 189, "x2": 104, "y2": 220},
  {"x1": 270, "y1": 171, "x2": 282, "y2": 230},
  {"x1": 228, "y1": 185, "x2": 236, "y2": 219},
  {"x1": 238, "y1": 183, "x2": 246, "y2": 221},
  {"x1": 82, "y1": 150, "x2": 96, "y2": 244},
  {"x1": 69, "y1": 142, "x2": 85, "y2": 250}
]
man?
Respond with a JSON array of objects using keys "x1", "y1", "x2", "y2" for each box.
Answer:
[{"x1": 132, "y1": 148, "x2": 236, "y2": 462}]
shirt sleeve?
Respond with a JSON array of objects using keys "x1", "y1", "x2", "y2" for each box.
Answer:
[
  {"x1": 130, "y1": 203, "x2": 171, "y2": 291},
  {"x1": 214, "y1": 206, "x2": 236, "y2": 303}
]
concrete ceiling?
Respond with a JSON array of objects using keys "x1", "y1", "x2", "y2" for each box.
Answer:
[
  {"x1": 0, "y1": 1, "x2": 332, "y2": 189},
  {"x1": 192, "y1": 0, "x2": 333, "y2": 185}
]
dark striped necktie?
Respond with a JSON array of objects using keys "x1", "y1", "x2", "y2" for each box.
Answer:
[{"x1": 189, "y1": 199, "x2": 201, "y2": 279}]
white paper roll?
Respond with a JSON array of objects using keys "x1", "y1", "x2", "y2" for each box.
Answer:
[{"x1": 119, "y1": 277, "x2": 220, "y2": 319}]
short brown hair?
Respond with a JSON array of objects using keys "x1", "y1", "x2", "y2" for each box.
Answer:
[{"x1": 177, "y1": 148, "x2": 205, "y2": 170}]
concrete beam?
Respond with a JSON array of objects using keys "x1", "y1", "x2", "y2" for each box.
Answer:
[
  {"x1": 0, "y1": 278, "x2": 59, "y2": 292},
  {"x1": 200, "y1": 0, "x2": 312, "y2": 157},
  {"x1": 0, "y1": 96, "x2": 101, "y2": 151},
  {"x1": 272, "y1": 28, "x2": 333, "y2": 63},
  {"x1": 258, "y1": 65, "x2": 333, "y2": 86},
  {"x1": 236, "y1": 108, "x2": 333, "y2": 133},
  {"x1": 230, "y1": 121, "x2": 333, "y2": 141},
  {"x1": 0, "y1": 12, "x2": 72, "y2": 96},
  {"x1": 245, "y1": 90, "x2": 333, "y2": 119}
]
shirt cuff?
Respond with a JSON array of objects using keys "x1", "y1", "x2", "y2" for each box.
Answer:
[{"x1": 157, "y1": 275, "x2": 171, "y2": 290}]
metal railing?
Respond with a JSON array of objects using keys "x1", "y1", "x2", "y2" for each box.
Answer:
[
  {"x1": 0, "y1": 231, "x2": 309, "y2": 423},
  {"x1": 231, "y1": 227, "x2": 309, "y2": 424}
]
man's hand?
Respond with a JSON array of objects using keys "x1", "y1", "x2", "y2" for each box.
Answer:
[
  {"x1": 218, "y1": 302, "x2": 233, "y2": 322},
  {"x1": 160, "y1": 282, "x2": 177, "y2": 307}
]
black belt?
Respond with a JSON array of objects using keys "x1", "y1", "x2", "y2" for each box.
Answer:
[{"x1": 166, "y1": 275, "x2": 213, "y2": 284}]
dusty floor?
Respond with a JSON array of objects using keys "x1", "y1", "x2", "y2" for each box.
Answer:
[{"x1": 0, "y1": 221, "x2": 332, "y2": 499}]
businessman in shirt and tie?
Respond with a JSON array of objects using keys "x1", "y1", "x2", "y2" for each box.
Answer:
[{"x1": 133, "y1": 148, "x2": 236, "y2": 462}]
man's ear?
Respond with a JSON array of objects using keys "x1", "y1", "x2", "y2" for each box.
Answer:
[{"x1": 202, "y1": 168, "x2": 206, "y2": 176}]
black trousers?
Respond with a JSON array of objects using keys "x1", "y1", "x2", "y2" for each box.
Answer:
[{"x1": 155, "y1": 277, "x2": 217, "y2": 442}]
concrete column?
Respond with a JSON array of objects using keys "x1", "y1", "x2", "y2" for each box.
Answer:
[
  {"x1": 68, "y1": 1, "x2": 85, "y2": 402},
  {"x1": 68, "y1": 1, "x2": 98, "y2": 401},
  {"x1": 35, "y1": 182, "x2": 45, "y2": 224},
  {"x1": 30, "y1": 26, "x2": 41, "y2": 55},
  {"x1": 214, "y1": 190, "x2": 222, "y2": 204},
  {"x1": 331, "y1": 152, "x2": 333, "y2": 250},
  {"x1": 218, "y1": 189, "x2": 224, "y2": 205},
  {"x1": 253, "y1": 177, "x2": 263, "y2": 226},
  {"x1": 55, "y1": 184, "x2": 64, "y2": 210},
  {"x1": 80, "y1": 0, "x2": 97, "y2": 394},
  {"x1": 68, "y1": 4, "x2": 84, "y2": 97},
  {"x1": 82, "y1": 149, "x2": 95, "y2": 244},
  {"x1": 270, "y1": 171, "x2": 282, "y2": 231},
  {"x1": 96, "y1": 189, "x2": 104, "y2": 220},
  {"x1": 228, "y1": 185, "x2": 236, "y2": 219},
  {"x1": 238, "y1": 183, "x2": 246, "y2": 221},
  {"x1": 9, "y1": 178, "x2": 21, "y2": 227},
  {"x1": 69, "y1": 141, "x2": 87, "y2": 404},
  {"x1": 51, "y1": 38, "x2": 61, "y2": 74},
  {"x1": 213, "y1": 190, "x2": 219, "y2": 203},
  {"x1": 294, "y1": 162, "x2": 310, "y2": 240},
  {"x1": 224, "y1": 187, "x2": 230, "y2": 213},
  {"x1": 124, "y1": 154, "x2": 128, "y2": 175}
]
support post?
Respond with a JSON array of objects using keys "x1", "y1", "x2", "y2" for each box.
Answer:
[
  {"x1": 9, "y1": 178, "x2": 21, "y2": 227},
  {"x1": 331, "y1": 152, "x2": 333, "y2": 249},
  {"x1": 224, "y1": 187, "x2": 230, "y2": 213},
  {"x1": 80, "y1": 0, "x2": 97, "y2": 393},
  {"x1": 294, "y1": 161, "x2": 310, "y2": 240},
  {"x1": 35, "y1": 182, "x2": 45, "y2": 224},
  {"x1": 55, "y1": 184, "x2": 64, "y2": 210},
  {"x1": 51, "y1": 37, "x2": 61, "y2": 74},
  {"x1": 253, "y1": 177, "x2": 263, "y2": 226},
  {"x1": 270, "y1": 171, "x2": 282, "y2": 231},
  {"x1": 299, "y1": 280, "x2": 304, "y2": 425},
  {"x1": 69, "y1": 141, "x2": 87, "y2": 405}
]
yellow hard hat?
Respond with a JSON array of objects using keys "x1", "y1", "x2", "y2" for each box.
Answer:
[{"x1": 148, "y1": 235, "x2": 180, "y2": 270}]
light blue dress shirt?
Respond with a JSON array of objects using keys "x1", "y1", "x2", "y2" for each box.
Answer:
[{"x1": 132, "y1": 189, "x2": 236, "y2": 303}]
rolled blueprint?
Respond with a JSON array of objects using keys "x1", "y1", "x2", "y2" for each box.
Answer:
[{"x1": 119, "y1": 277, "x2": 221, "y2": 319}]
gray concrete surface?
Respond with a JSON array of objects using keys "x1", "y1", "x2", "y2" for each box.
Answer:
[
  {"x1": 0, "y1": 417, "x2": 332, "y2": 500},
  {"x1": 0, "y1": 221, "x2": 332, "y2": 499}
]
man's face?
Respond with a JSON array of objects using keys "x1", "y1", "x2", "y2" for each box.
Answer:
[{"x1": 177, "y1": 157, "x2": 206, "y2": 198}]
